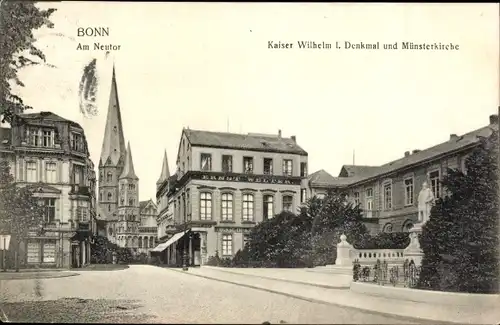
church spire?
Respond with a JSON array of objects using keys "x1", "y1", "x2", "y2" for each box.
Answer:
[
  {"x1": 120, "y1": 142, "x2": 138, "y2": 180},
  {"x1": 156, "y1": 150, "x2": 170, "y2": 186},
  {"x1": 99, "y1": 64, "x2": 126, "y2": 166}
]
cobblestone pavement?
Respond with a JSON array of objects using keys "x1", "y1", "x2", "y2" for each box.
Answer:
[{"x1": 0, "y1": 265, "x2": 417, "y2": 324}]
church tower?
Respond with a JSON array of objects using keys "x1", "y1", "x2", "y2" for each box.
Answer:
[
  {"x1": 98, "y1": 66, "x2": 127, "y2": 217},
  {"x1": 117, "y1": 142, "x2": 140, "y2": 247}
]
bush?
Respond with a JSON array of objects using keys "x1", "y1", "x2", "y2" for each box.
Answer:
[
  {"x1": 419, "y1": 133, "x2": 499, "y2": 293},
  {"x1": 354, "y1": 232, "x2": 411, "y2": 250}
]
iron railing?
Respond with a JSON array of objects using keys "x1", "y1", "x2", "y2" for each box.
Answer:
[{"x1": 353, "y1": 258, "x2": 421, "y2": 288}]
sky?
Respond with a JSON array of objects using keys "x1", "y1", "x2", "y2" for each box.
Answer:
[{"x1": 9, "y1": 2, "x2": 500, "y2": 201}]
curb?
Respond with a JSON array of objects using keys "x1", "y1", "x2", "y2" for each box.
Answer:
[
  {"x1": 0, "y1": 272, "x2": 79, "y2": 281},
  {"x1": 204, "y1": 267, "x2": 350, "y2": 290},
  {"x1": 166, "y1": 268, "x2": 457, "y2": 325}
]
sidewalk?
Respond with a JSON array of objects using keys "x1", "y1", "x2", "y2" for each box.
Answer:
[
  {"x1": 169, "y1": 266, "x2": 499, "y2": 324},
  {"x1": 202, "y1": 266, "x2": 352, "y2": 289}
]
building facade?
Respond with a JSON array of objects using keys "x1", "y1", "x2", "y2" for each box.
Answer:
[
  {"x1": 153, "y1": 129, "x2": 309, "y2": 266},
  {"x1": 0, "y1": 111, "x2": 96, "y2": 268},
  {"x1": 97, "y1": 67, "x2": 144, "y2": 255},
  {"x1": 137, "y1": 199, "x2": 158, "y2": 254},
  {"x1": 308, "y1": 114, "x2": 499, "y2": 234}
]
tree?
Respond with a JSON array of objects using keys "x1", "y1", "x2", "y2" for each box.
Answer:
[
  {"x1": 0, "y1": 160, "x2": 45, "y2": 269},
  {"x1": 419, "y1": 131, "x2": 499, "y2": 293},
  {"x1": 0, "y1": 1, "x2": 56, "y2": 123}
]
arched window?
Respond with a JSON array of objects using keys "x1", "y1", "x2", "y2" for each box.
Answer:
[
  {"x1": 107, "y1": 192, "x2": 112, "y2": 200},
  {"x1": 143, "y1": 237, "x2": 148, "y2": 248},
  {"x1": 149, "y1": 237, "x2": 154, "y2": 248},
  {"x1": 402, "y1": 220, "x2": 414, "y2": 232},
  {"x1": 282, "y1": 195, "x2": 293, "y2": 212},
  {"x1": 263, "y1": 195, "x2": 274, "y2": 220},
  {"x1": 383, "y1": 223, "x2": 393, "y2": 233},
  {"x1": 200, "y1": 192, "x2": 212, "y2": 220},
  {"x1": 221, "y1": 193, "x2": 233, "y2": 221},
  {"x1": 242, "y1": 194, "x2": 254, "y2": 222},
  {"x1": 120, "y1": 198, "x2": 124, "y2": 206},
  {"x1": 106, "y1": 172, "x2": 112, "y2": 182},
  {"x1": 129, "y1": 198, "x2": 134, "y2": 206}
]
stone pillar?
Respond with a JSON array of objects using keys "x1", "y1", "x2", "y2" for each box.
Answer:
[
  {"x1": 335, "y1": 234, "x2": 353, "y2": 266},
  {"x1": 403, "y1": 223, "x2": 424, "y2": 266},
  {"x1": 200, "y1": 232, "x2": 207, "y2": 265}
]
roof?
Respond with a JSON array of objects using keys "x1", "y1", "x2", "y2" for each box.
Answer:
[
  {"x1": 99, "y1": 66, "x2": 127, "y2": 166},
  {"x1": 139, "y1": 199, "x2": 157, "y2": 212},
  {"x1": 339, "y1": 165, "x2": 380, "y2": 178},
  {"x1": 18, "y1": 111, "x2": 71, "y2": 122},
  {"x1": 308, "y1": 169, "x2": 357, "y2": 187},
  {"x1": 156, "y1": 150, "x2": 170, "y2": 185},
  {"x1": 312, "y1": 123, "x2": 497, "y2": 188},
  {"x1": 119, "y1": 142, "x2": 138, "y2": 180},
  {"x1": 183, "y1": 129, "x2": 308, "y2": 155}
]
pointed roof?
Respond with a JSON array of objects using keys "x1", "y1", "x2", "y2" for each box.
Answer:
[
  {"x1": 156, "y1": 150, "x2": 170, "y2": 185},
  {"x1": 99, "y1": 65, "x2": 127, "y2": 166},
  {"x1": 120, "y1": 142, "x2": 138, "y2": 180}
]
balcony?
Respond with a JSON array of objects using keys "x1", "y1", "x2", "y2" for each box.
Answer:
[{"x1": 69, "y1": 184, "x2": 91, "y2": 196}]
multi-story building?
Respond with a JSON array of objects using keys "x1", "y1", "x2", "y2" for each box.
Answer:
[
  {"x1": 137, "y1": 199, "x2": 158, "y2": 254},
  {"x1": 97, "y1": 67, "x2": 146, "y2": 255},
  {"x1": 153, "y1": 129, "x2": 309, "y2": 266},
  {"x1": 0, "y1": 111, "x2": 96, "y2": 268},
  {"x1": 308, "y1": 113, "x2": 499, "y2": 234}
]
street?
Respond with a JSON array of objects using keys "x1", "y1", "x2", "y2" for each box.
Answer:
[{"x1": 0, "y1": 265, "x2": 417, "y2": 324}]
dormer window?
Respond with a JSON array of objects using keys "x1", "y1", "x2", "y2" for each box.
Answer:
[
  {"x1": 70, "y1": 132, "x2": 83, "y2": 151},
  {"x1": 243, "y1": 157, "x2": 253, "y2": 173}
]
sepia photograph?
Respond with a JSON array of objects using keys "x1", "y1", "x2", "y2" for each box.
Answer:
[{"x1": 0, "y1": 1, "x2": 499, "y2": 323}]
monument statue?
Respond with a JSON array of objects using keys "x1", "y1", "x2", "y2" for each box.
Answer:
[{"x1": 417, "y1": 181, "x2": 435, "y2": 224}]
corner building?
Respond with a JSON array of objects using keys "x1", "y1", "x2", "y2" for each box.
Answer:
[{"x1": 154, "y1": 129, "x2": 309, "y2": 266}]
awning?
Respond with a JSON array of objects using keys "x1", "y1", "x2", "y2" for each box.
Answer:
[{"x1": 151, "y1": 231, "x2": 187, "y2": 252}]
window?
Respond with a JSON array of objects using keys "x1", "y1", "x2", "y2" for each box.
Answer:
[
  {"x1": 221, "y1": 193, "x2": 233, "y2": 221},
  {"x1": 282, "y1": 195, "x2": 293, "y2": 212},
  {"x1": 129, "y1": 198, "x2": 135, "y2": 206},
  {"x1": 200, "y1": 153, "x2": 212, "y2": 171},
  {"x1": 120, "y1": 197, "x2": 124, "y2": 206},
  {"x1": 42, "y1": 130, "x2": 53, "y2": 147},
  {"x1": 200, "y1": 192, "x2": 212, "y2": 220},
  {"x1": 99, "y1": 192, "x2": 102, "y2": 201},
  {"x1": 263, "y1": 195, "x2": 274, "y2": 220},
  {"x1": 45, "y1": 162, "x2": 57, "y2": 183},
  {"x1": 263, "y1": 158, "x2": 273, "y2": 175},
  {"x1": 300, "y1": 188, "x2": 307, "y2": 203},
  {"x1": 138, "y1": 238, "x2": 143, "y2": 248},
  {"x1": 108, "y1": 205, "x2": 111, "y2": 212},
  {"x1": 182, "y1": 162, "x2": 185, "y2": 173},
  {"x1": 283, "y1": 159, "x2": 293, "y2": 176},
  {"x1": 353, "y1": 192, "x2": 360, "y2": 206},
  {"x1": 107, "y1": 192, "x2": 112, "y2": 201},
  {"x1": 42, "y1": 240, "x2": 56, "y2": 263},
  {"x1": 71, "y1": 132, "x2": 83, "y2": 151},
  {"x1": 106, "y1": 172, "x2": 112, "y2": 182},
  {"x1": 222, "y1": 155, "x2": 233, "y2": 173},
  {"x1": 73, "y1": 164, "x2": 84, "y2": 185},
  {"x1": 187, "y1": 191, "x2": 191, "y2": 216},
  {"x1": 429, "y1": 170, "x2": 441, "y2": 199},
  {"x1": 243, "y1": 234, "x2": 250, "y2": 248},
  {"x1": 404, "y1": 177, "x2": 414, "y2": 206},
  {"x1": 128, "y1": 184, "x2": 135, "y2": 190},
  {"x1": 243, "y1": 157, "x2": 253, "y2": 173},
  {"x1": 383, "y1": 183, "x2": 392, "y2": 210},
  {"x1": 26, "y1": 162, "x2": 37, "y2": 182},
  {"x1": 77, "y1": 203, "x2": 88, "y2": 222},
  {"x1": 29, "y1": 128, "x2": 40, "y2": 146},
  {"x1": 222, "y1": 234, "x2": 233, "y2": 256},
  {"x1": 300, "y1": 162, "x2": 308, "y2": 177},
  {"x1": 365, "y1": 188, "x2": 373, "y2": 211},
  {"x1": 242, "y1": 194, "x2": 254, "y2": 221},
  {"x1": 27, "y1": 241, "x2": 40, "y2": 263},
  {"x1": 43, "y1": 198, "x2": 56, "y2": 223},
  {"x1": 187, "y1": 157, "x2": 190, "y2": 171}
]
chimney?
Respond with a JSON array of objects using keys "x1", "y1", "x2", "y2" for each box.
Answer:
[
  {"x1": 450, "y1": 134, "x2": 458, "y2": 141},
  {"x1": 489, "y1": 114, "x2": 498, "y2": 125},
  {"x1": 278, "y1": 129, "x2": 282, "y2": 138},
  {"x1": 291, "y1": 135, "x2": 296, "y2": 143},
  {"x1": 404, "y1": 151, "x2": 410, "y2": 157},
  {"x1": 412, "y1": 149, "x2": 421, "y2": 154}
]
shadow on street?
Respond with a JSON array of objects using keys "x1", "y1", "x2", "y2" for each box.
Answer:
[{"x1": 1, "y1": 298, "x2": 157, "y2": 323}]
